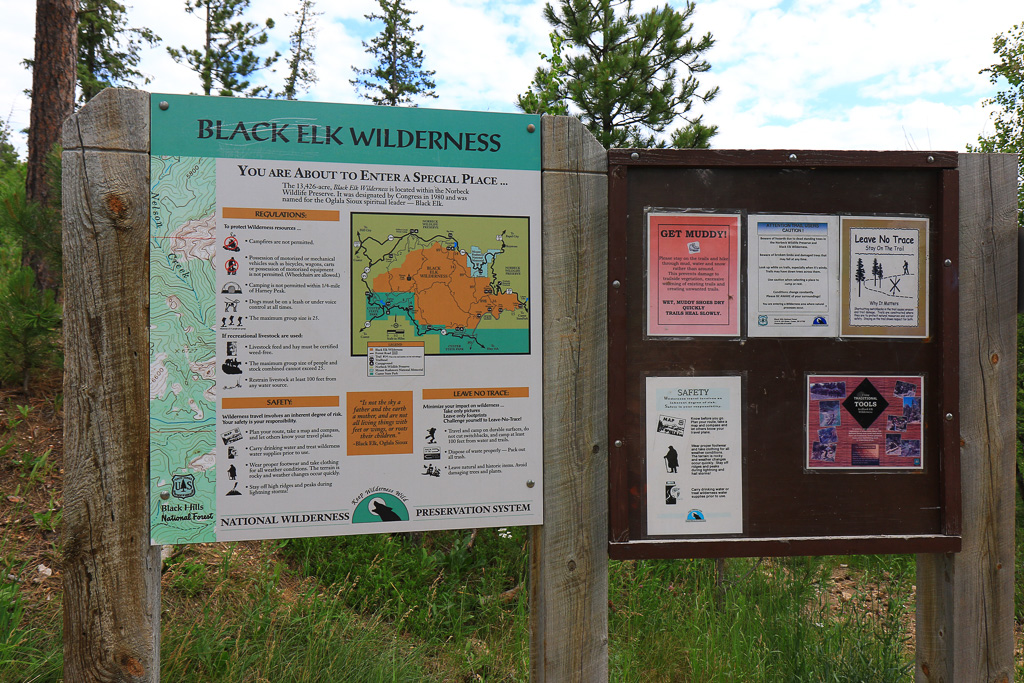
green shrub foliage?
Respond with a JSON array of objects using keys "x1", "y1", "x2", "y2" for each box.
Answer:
[{"x1": 0, "y1": 266, "x2": 62, "y2": 393}]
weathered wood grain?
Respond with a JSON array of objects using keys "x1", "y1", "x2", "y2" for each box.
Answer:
[
  {"x1": 541, "y1": 116, "x2": 608, "y2": 174},
  {"x1": 62, "y1": 88, "x2": 160, "y2": 683},
  {"x1": 529, "y1": 115, "x2": 609, "y2": 682},
  {"x1": 916, "y1": 153, "x2": 1017, "y2": 683},
  {"x1": 61, "y1": 88, "x2": 150, "y2": 152}
]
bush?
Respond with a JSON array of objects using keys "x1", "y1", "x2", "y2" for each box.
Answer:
[{"x1": 0, "y1": 266, "x2": 62, "y2": 393}]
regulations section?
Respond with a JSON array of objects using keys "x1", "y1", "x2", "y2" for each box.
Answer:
[{"x1": 150, "y1": 94, "x2": 542, "y2": 544}]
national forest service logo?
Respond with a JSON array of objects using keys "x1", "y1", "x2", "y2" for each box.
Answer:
[
  {"x1": 352, "y1": 491, "x2": 410, "y2": 523},
  {"x1": 171, "y1": 474, "x2": 196, "y2": 499}
]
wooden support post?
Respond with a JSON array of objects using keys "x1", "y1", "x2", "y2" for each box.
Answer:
[
  {"x1": 916, "y1": 153, "x2": 1018, "y2": 682},
  {"x1": 62, "y1": 88, "x2": 160, "y2": 682},
  {"x1": 530, "y1": 116, "x2": 609, "y2": 681}
]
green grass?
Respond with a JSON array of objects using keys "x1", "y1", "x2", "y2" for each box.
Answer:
[
  {"x1": 0, "y1": 580, "x2": 62, "y2": 682},
  {"x1": 608, "y1": 555, "x2": 913, "y2": 682},
  {"x1": 282, "y1": 527, "x2": 531, "y2": 679},
  {"x1": 162, "y1": 583, "x2": 433, "y2": 682}
]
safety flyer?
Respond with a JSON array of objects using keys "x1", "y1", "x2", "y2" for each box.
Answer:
[{"x1": 646, "y1": 375, "x2": 743, "y2": 535}]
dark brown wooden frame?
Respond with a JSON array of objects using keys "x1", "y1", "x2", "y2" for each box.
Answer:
[{"x1": 608, "y1": 150, "x2": 961, "y2": 559}]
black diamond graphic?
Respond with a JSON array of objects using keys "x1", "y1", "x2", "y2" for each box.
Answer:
[{"x1": 842, "y1": 378, "x2": 889, "y2": 429}]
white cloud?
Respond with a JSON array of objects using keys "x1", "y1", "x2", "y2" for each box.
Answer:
[
  {"x1": 0, "y1": 0, "x2": 1018, "y2": 155},
  {"x1": 697, "y1": 0, "x2": 1020, "y2": 150}
]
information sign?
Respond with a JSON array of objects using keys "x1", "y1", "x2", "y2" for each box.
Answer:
[
  {"x1": 608, "y1": 150, "x2": 960, "y2": 558},
  {"x1": 149, "y1": 95, "x2": 543, "y2": 543},
  {"x1": 647, "y1": 212, "x2": 740, "y2": 337},
  {"x1": 646, "y1": 376, "x2": 743, "y2": 535},
  {"x1": 807, "y1": 375, "x2": 924, "y2": 469},
  {"x1": 747, "y1": 214, "x2": 839, "y2": 337},
  {"x1": 840, "y1": 217, "x2": 928, "y2": 337}
]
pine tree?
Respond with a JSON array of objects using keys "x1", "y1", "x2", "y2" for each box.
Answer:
[
  {"x1": 0, "y1": 119, "x2": 19, "y2": 175},
  {"x1": 855, "y1": 258, "x2": 865, "y2": 296},
  {"x1": 168, "y1": 0, "x2": 280, "y2": 97},
  {"x1": 351, "y1": 0, "x2": 437, "y2": 107},
  {"x1": 517, "y1": 32, "x2": 570, "y2": 116},
  {"x1": 77, "y1": 0, "x2": 161, "y2": 103},
  {"x1": 281, "y1": 0, "x2": 320, "y2": 100},
  {"x1": 971, "y1": 22, "x2": 1023, "y2": 230},
  {"x1": 518, "y1": 0, "x2": 717, "y2": 148}
]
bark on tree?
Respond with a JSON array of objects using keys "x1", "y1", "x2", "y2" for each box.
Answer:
[{"x1": 26, "y1": 0, "x2": 77, "y2": 290}]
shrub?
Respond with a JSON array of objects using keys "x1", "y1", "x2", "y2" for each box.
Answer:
[{"x1": 0, "y1": 266, "x2": 62, "y2": 393}]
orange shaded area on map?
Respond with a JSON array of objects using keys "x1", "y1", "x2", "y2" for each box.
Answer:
[{"x1": 371, "y1": 242, "x2": 520, "y2": 330}]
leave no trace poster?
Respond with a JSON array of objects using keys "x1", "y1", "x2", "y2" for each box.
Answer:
[
  {"x1": 647, "y1": 213, "x2": 740, "y2": 337},
  {"x1": 841, "y1": 217, "x2": 928, "y2": 338}
]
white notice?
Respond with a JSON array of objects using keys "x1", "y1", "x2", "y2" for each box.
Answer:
[
  {"x1": 645, "y1": 376, "x2": 743, "y2": 536},
  {"x1": 747, "y1": 214, "x2": 838, "y2": 337}
]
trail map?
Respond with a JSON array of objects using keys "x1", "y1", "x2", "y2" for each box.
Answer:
[
  {"x1": 351, "y1": 213, "x2": 530, "y2": 355},
  {"x1": 149, "y1": 155, "x2": 219, "y2": 543}
]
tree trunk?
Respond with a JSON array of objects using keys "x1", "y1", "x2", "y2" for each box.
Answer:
[{"x1": 26, "y1": 0, "x2": 76, "y2": 291}]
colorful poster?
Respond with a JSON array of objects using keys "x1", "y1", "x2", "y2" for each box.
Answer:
[
  {"x1": 747, "y1": 214, "x2": 839, "y2": 337},
  {"x1": 647, "y1": 213, "x2": 740, "y2": 337},
  {"x1": 646, "y1": 376, "x2": 743, "y2": 535},
  {"x1": 806, "y1": 375, "x2": 924, "y2": 469},
  {"x1": 841, "y1": 217, "x2": 928, "y2": 338},
  {"x1": 150, "y1": 94, "x2": 543, "y2": 544}
]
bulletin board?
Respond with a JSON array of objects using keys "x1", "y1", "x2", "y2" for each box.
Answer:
[{"x1": 607, "y1": 150, "x2": 960, "y2": 559}]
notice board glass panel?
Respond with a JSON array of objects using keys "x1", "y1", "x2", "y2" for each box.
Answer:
[{"x1": 607, "y1": 150, "x2": 960, "y2": 559}]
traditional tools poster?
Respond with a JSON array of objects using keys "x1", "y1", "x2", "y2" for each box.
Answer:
[
  {"x1": 149, "y1": 95, "x2": 543, "y2": 543},
  {"x1": 806, "y1": 375, "x2": 924, "y2": 469}
]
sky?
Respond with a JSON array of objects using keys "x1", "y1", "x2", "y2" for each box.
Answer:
[{"x1": 0, "y1": 0, "x2": 1020, "y2": 155}]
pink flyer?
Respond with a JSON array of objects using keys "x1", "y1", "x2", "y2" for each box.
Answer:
[{"x1": 647, "y1": 213, "x2": 740, "y2": 337}]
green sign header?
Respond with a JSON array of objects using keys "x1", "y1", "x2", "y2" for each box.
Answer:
[{"x1": 150, "y1": 94, "x2": 540, "y2": 171}]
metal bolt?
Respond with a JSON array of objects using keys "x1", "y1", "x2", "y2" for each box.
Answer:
[
  {"x1": 943, "y1": 259, "x2": 951, "y2": 267},
  {"x1": 788, "y1": 153, "x2": 797, "y2": 161},
  {"x1": 612, "y1": 280, "x2": 621, "y2": 289},
  {"x1": 927, "y1": 155, "x2": 935, "y2": 163},
  {"x1": 945, "y1": 412, "x2": 954, "y2": 421},
  {"x1": 630, "y1": 152, "x2": 639, "y2": 160},
  {"x1": 527, "y1": 123, "x2": 536, "y2": 133},
  {"x1": 526, "y1": 479, "x2": 535, "y2": 488},
  {"x1": 159, "y1": 491, "x2": 170, "y2": 500},
  {"x1": 159, "y1": 101, "x2": 169, "y2": 111},
  {"x1": 614, "y1": 439, "x2": 623, "y2": 448}
]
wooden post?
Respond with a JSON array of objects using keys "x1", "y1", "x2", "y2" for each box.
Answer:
[
  {"x1": 916, "y1": 153, "x2": 1018, "y2": 682},
  {"x1": 530, "y1": 116, "x2": 609, "y2": 681},
  {"x1": 62, "y1": 88, "x2": 160, "y2": 682}
]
